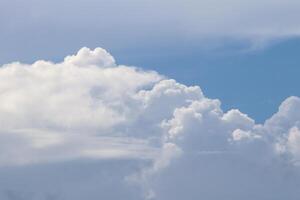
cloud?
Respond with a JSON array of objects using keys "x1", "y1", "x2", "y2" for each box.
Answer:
[
  {"x1": 176, "y1": 0, "x2": 300, "y2": 39},
  {"x1": 0, "y1": 47, "x2": 163, "y2": 166},
  {"x1": 0, "y1": 47, "x2": 300, "y2": 199},
  {"x1": 2, "y1": 0, "x2": 300, "y2": 57},
  {"x1": 63, "y1": 47, "x2": 116, "y2": 68}
]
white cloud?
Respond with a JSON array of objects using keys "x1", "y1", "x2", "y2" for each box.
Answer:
[
  {"x1": 0, "y1": 47, "x2": 300, "y2": 199},
  {"x1": 286, "y1": 127, "x2": 300, "y2": 161},
  {"x1": 63, "y1": 47, "x2": 116, "y2": 68}
]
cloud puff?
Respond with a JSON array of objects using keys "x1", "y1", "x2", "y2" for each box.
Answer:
[
  {"x1": 64, "y1": 47, "x2": 116, "y2": 68},
  {"x1": 0, "y1": 47, "x2": 300, "y2": 199}
]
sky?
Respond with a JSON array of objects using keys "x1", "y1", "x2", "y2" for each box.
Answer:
[{"x1": 1, "y1": 0, "x2": 300, "y2": 200}]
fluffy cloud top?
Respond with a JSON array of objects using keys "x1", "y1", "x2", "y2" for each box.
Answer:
[{"x1": 0, "y1": 47, "x2": 300, "y2": 200}]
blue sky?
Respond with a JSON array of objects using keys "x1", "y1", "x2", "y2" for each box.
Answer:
[{"x1": 1, "y1": 1, "x2": 300, "y2": 199}]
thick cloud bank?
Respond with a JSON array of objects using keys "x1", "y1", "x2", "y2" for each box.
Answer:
[{"x1": 1, "y1": 48, "x2": 300, "y2": 200}]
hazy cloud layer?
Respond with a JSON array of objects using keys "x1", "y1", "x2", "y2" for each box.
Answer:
[
  {"x1": 1, "y1": 48, "x2": 300, "y2": 199},
  {"x1": 2, "y1": 0, "x2": 300, "y2": 59}
]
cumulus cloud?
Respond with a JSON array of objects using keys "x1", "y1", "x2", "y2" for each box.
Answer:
[{"x1": 1, "y1": 47, "x2": 300, "y2": 199}]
